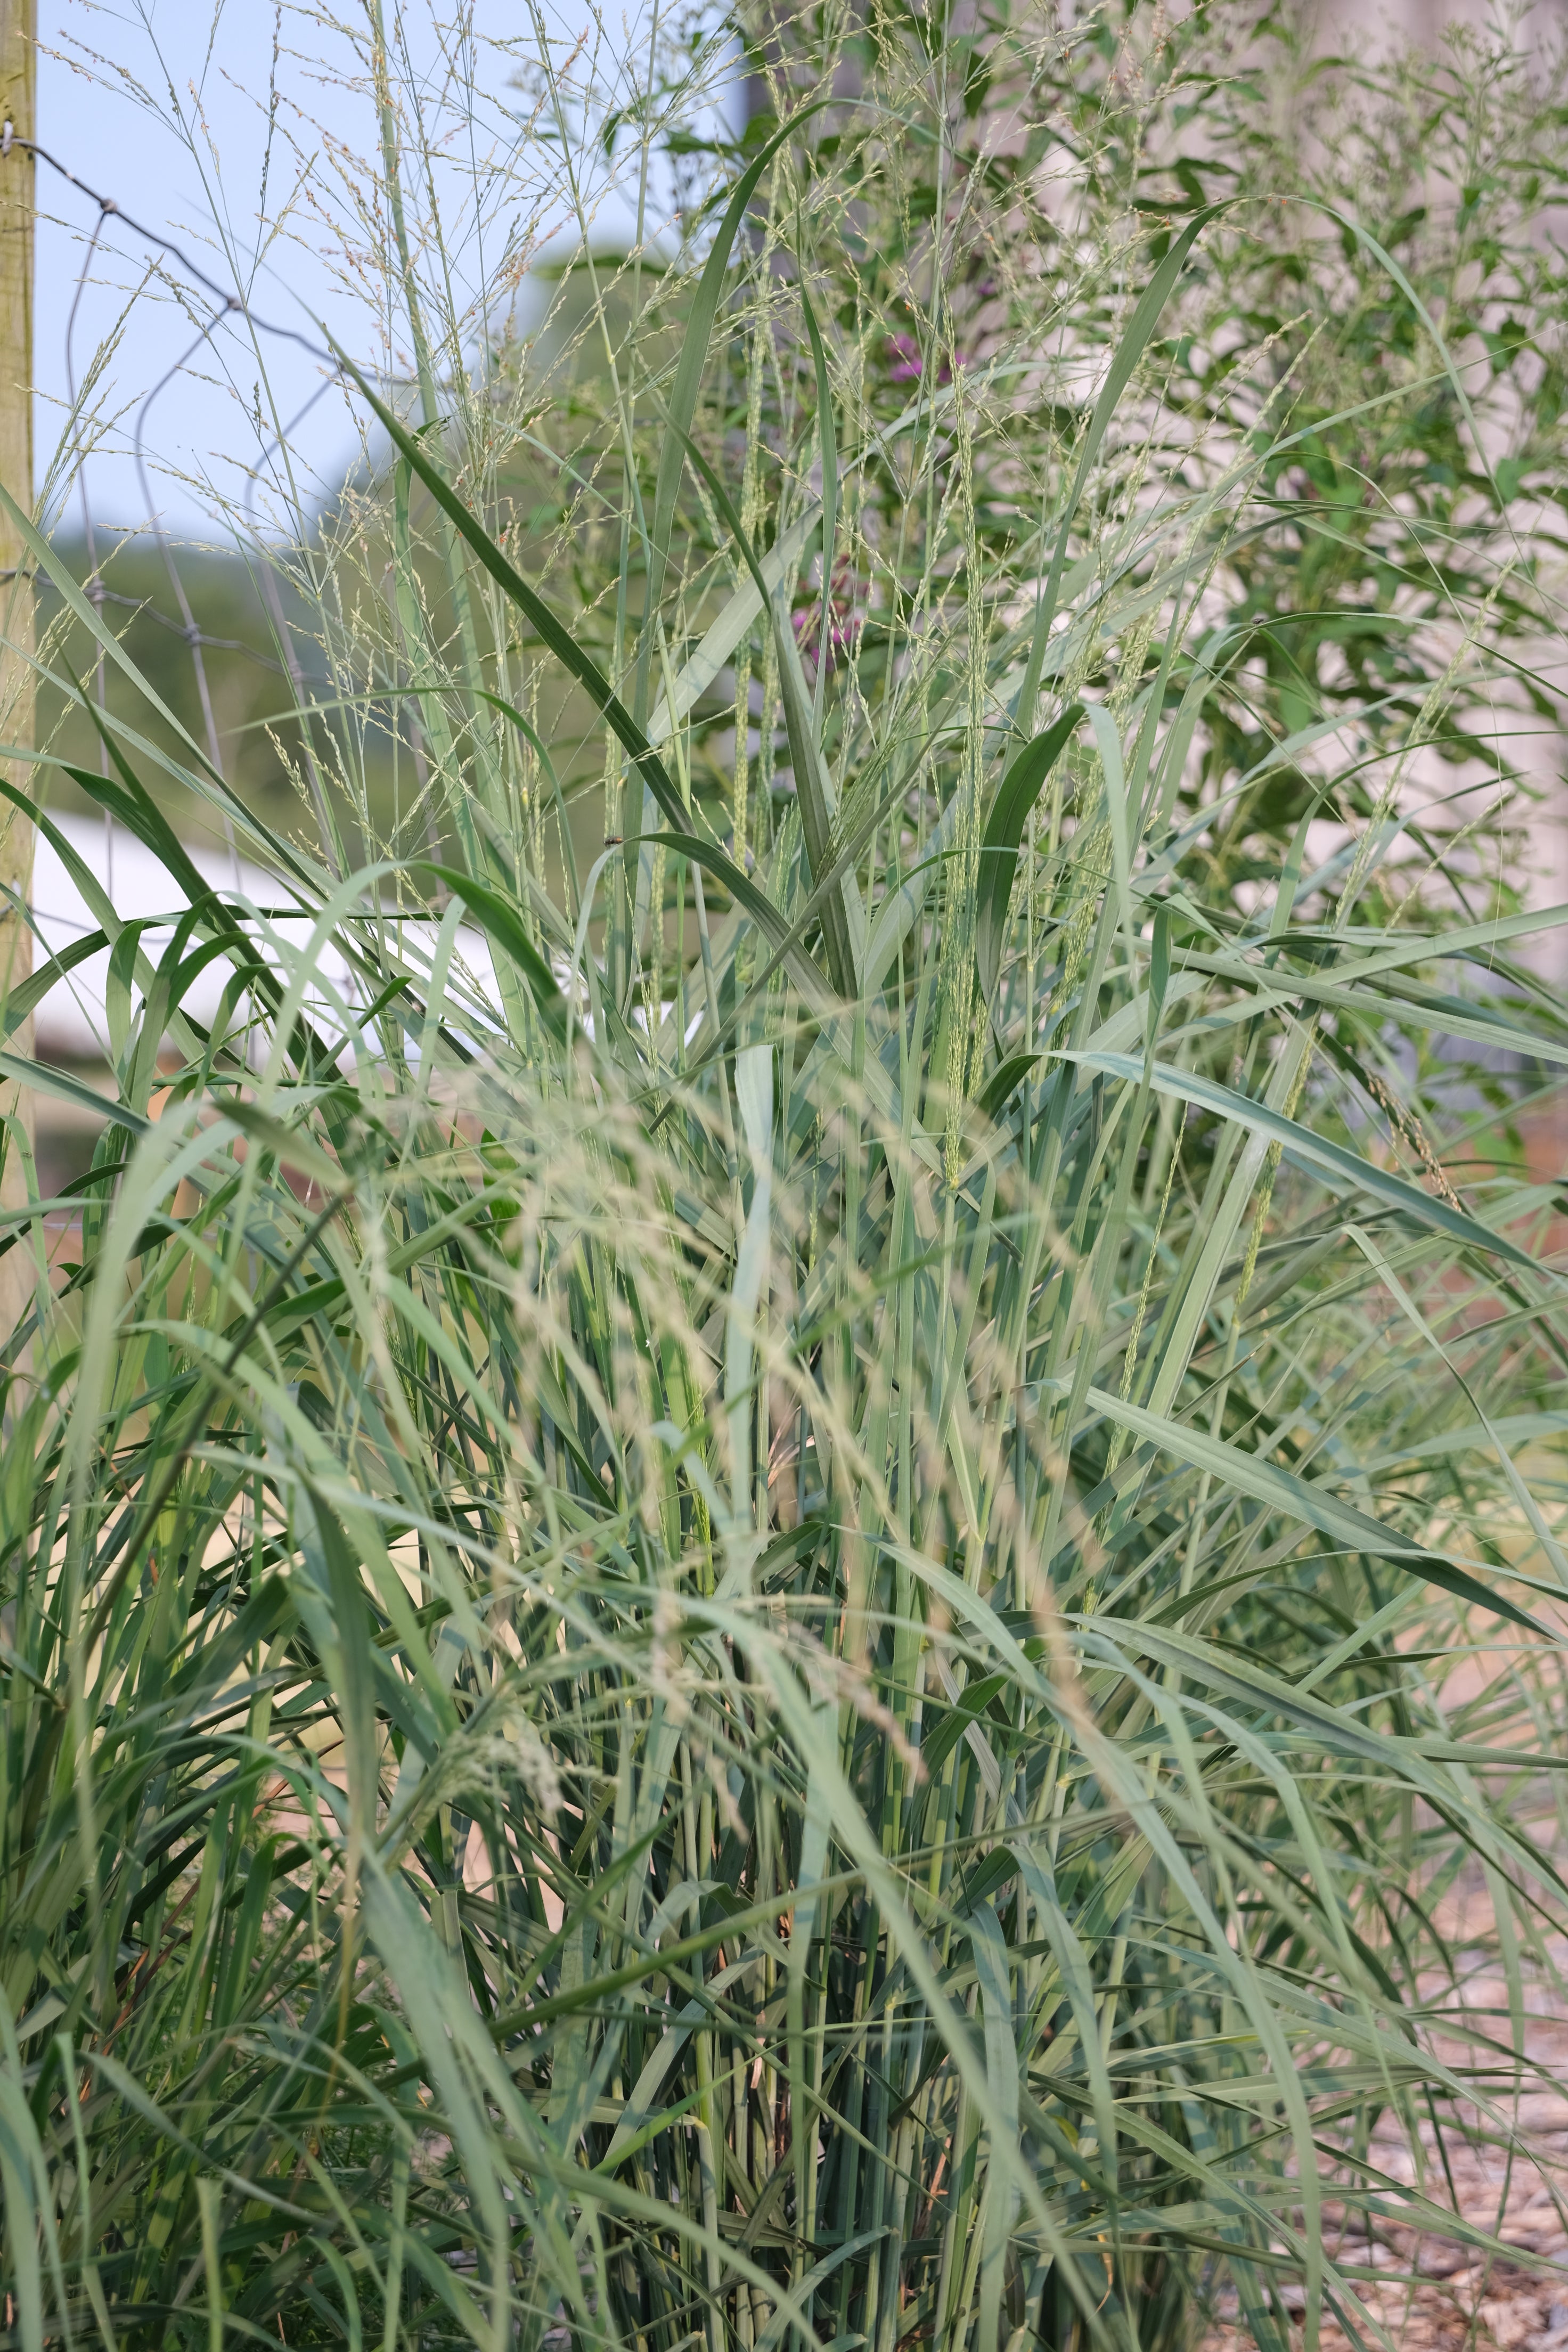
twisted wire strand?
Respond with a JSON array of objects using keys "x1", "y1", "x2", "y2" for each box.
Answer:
[
  {"x1": 6, "y1": 123, "x2": 335, "y2": 364},
  {"x1": 125, "y1": 308, "x2": 243, "y2": 885}
]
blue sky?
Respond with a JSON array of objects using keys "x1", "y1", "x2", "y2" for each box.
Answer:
[{"x1": 36, "y1": 0, "x2": 740, "y2": 540}]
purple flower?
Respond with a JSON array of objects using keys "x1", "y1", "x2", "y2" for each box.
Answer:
[
  {"x1": 887, "y1": 332, "x2": 924, "y2": 381},
  {"x1": 884, "y1": 331, "x2": 967, "y2": 385}
]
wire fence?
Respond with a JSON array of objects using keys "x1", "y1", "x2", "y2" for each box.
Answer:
[{"x1": 6, "y1": 119, "x2": 363, "y2": 890}]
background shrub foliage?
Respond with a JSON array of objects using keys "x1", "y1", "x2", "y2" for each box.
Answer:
[{"x1": 3, "y1": 4, "x2": 1568, "y2": 2349}]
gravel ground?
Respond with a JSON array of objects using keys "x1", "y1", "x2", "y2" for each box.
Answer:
[
  {"x1": 1199, "y1": 1406, "x2": 1568, "y2": 2352},
  {"x1": 1200, "y1": 1898, "x2": 1568, "y2": 2352}
]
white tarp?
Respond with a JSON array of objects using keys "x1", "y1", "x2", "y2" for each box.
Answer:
[{"x1": 27, "y1": 812, "x2": 507, "y2": 1061}]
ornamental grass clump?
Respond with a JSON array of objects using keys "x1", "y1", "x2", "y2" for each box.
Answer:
[{"x1": 3, "y1": 5, "x2": 1568, "y2": 2349}]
